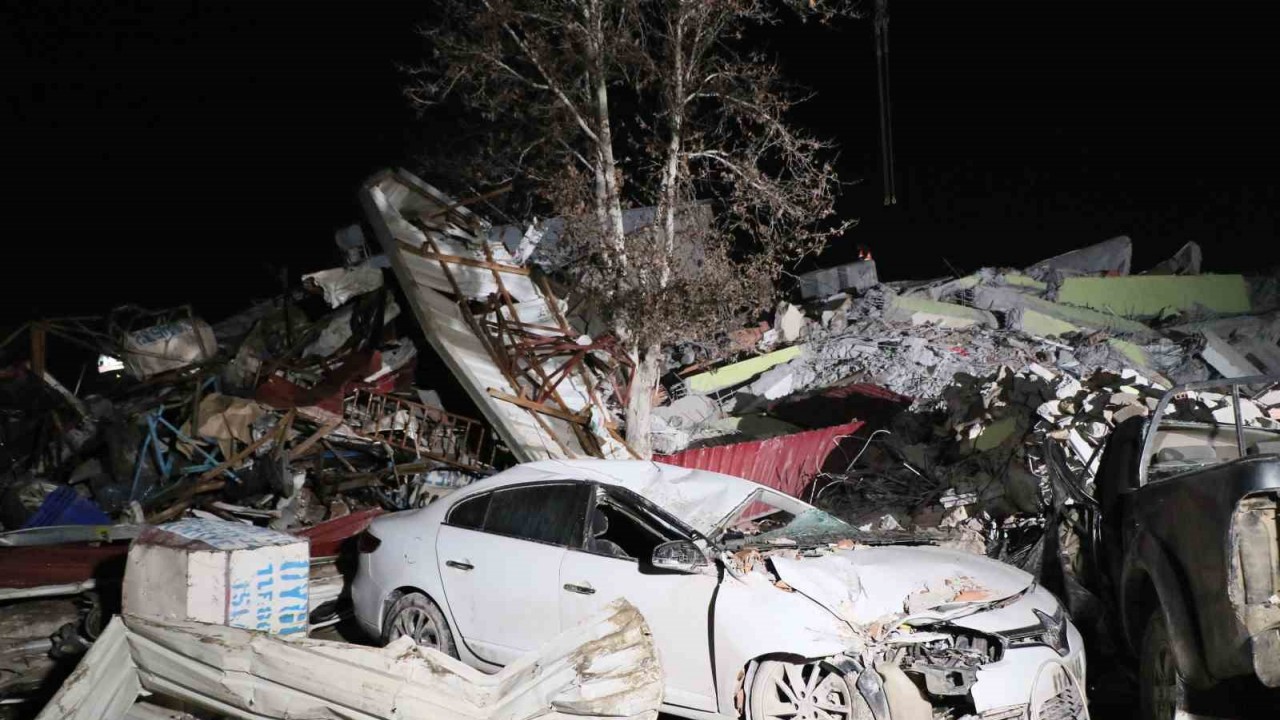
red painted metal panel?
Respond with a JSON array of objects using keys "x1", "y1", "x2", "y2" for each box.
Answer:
[
  {"x1": 0, "y1": 509, "x2": 387, "y2": 588},
  {"x1": 296, "y1": 508, "x2": 384, "y2": 558},
  {"x1": 657, "y1": 420, "x2": 864, "y2": 499},
  {"x1": 0, "y1": 543, "x2": 129, "y2": 588}
]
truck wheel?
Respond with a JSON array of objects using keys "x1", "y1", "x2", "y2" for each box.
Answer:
[
  {"x1": 382, "y1": 592, "x2": 457, "y2": 659},
  {"x1": 749, "y1": 659, "x2": 873, "y2": 720},
  {"x1": 1139, "y1": 611, "x2": 1186, "y2": 720}
]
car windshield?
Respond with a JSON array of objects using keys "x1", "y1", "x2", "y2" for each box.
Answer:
[{"x1": 713, "y1": 488, "x2": 859, "y2": 551}]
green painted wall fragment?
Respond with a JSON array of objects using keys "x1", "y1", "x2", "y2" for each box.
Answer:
[
  {"x1": 686, "y1": 344, "x2": 803, "y2": 394},
  {"x1": 1015, "y1": 309, "x2": 1080, "y2": 338},
  {"x1": 1001, "y1": 273, "x2": 1049, "y2": 292},
  {"x1": 1058, "y1": 274, "x2": 1250, "y2": 318},
  {"x1": 887, "y1": 295, "x2": 997, "y2": 328}
]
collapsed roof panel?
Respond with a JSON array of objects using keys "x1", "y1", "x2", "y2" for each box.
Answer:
[{"x1": 361, "y1": 169, "x2": 633, "y2": 463}]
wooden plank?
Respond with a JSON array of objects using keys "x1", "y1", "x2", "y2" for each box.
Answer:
[
  {"x1": 30, "y1": 322, "x2": 47, "y2": 376},
  {"x1": 401, "y1": 243, "x2": 531, "y2": 276},
  {"x1": 320, "y1": 439, "x2": 357, "y2": 472},
  {"x1": 287, "y1": 418, "x2": 342, "y2": 461},
  {"x1": 487, "y1": 388, "x2": 590, "y2": 424},
  {"x1": 195, "y1": 409, "x2": 295, "y2": 482}
]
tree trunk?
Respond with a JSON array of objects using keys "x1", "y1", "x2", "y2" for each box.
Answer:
[{"x1": 624, "y1": 343, "x2": 662, "y2": 459}]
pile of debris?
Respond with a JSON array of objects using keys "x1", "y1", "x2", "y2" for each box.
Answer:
[
  {"x1": 6, "y1": 167, "x2": 1280, "y2": 711},
  {"x1": 647, "y1": 235, "x2": 1280, "y2": 566},
  {"x1": 1, "y1": 254, "x2": 498, "y2": 539}
]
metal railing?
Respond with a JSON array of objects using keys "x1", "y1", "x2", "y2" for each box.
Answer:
[{"x1": 342, "y1": 389, "x2": 497, "y2": 472}]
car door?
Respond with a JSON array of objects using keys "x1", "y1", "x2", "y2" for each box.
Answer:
[
  {"x1": 558, "y1": 484, "x2": 719, "y2": 712},
  {"x1": 436, "y1": 481, "x2": 590, "y2": 666}
]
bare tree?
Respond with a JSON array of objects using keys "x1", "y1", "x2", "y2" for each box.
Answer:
[{"x1": 409, "y1": 0, "x2": 856, "y2": 457}]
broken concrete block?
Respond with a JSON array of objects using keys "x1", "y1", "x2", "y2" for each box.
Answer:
[
  {"x1": 1200, "y1": 330, "x2": 1263, "y2": 378},
  {"x1": 1109, "y1": 392, "x2": 1142, "y2": 407},
  {"x1": 1212, "y1": 401, "x2": 1264, "y2": 426},
  {"x1": 924, "y1": 273, "x2": 983, "y2": 301},
  {"x1": 1233, "y1": 337, "x2": 1280, "y2": 375},
  {"x1": 1256, "y1": 389, "x2": 1280, "y2": 407},
  {"x1": 1057, "y1": 274, "x2": 1251, "y2": 319},
  {"x1": 886, "y1": 295, "x2": 998, "y2": 329},
  {"x1": 1107, "y1": 339, "x2": 1155, "y2": 373},
  {"x1": 999, "y1": 273, "x2": 1050, "y2": 292},
  {"x1": 973, "y1": 286, "x2": 1156, "y2": 338},
  {"x1": 654, "y1": 394, "x2": 722, "y2": 427},
  {"x1": 797, "y1": 259, "x2": 878, "y2": 300},
  {"x1": 1026, "y1": 235, "x2": 1132, "y2": 280},
  {"x1": 1053, "y1": 375, "x2": 1083, "y2": 399},
  {"x1": 776, "y1": 302, "x2": 806, "y2": 343},
  {"x1": 820, "y1": 295, "x2": 851, "y2": 333},
  {"x1": 1008, "y1": 308, "x2": 1082, "y2": 338},
  {"x1": 1113, "y1": 404, "x2": 1148, "y2": 423},
  {"x1": 1143, "y1": 241, "x2": 1202, "y2": 276},
  {"x1": 123, "y1": 519, "x2": 310, "y2": 637},
  {"x1": 1026, "y1": 363, "x2": 1057, "y2": 382}
]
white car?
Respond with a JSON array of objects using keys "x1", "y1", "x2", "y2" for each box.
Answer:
[{"x1": 353, "y1": 460, "x2": 1088, "y2": 720}]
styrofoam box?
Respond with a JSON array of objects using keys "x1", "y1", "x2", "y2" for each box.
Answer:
[{"x1": 123, "y1": 519, "x2": 310, "y2": 636}]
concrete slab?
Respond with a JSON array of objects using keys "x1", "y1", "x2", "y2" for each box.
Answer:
[
  {"x1": 685, "y1": 345, "x2": 803, "y2": 395},
  {"x1": 797, "y1": 260, "x2": 879, "y2": 299},
  {"x1": 1200, "y1": 330, "x2": 1263, "y2": 378},
  {"x1": 886, "y1": 295, "x2": 998, "y2": 329},
  {"x1": 1058, "y1": 274, "x2": 1251, "y2": 319},
  {"x1": 974, "y1": 285, "x2": 1156, "y2": 337},
  {"x1": 1026, "y1": 235, "x2": 1132, "y2": 279}
]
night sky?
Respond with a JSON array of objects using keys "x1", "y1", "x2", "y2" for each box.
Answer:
[{"x1": 6, "y1": 1, "x2": 1279, "y2": 330}]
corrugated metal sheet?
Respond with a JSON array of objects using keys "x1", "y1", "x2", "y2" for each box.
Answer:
[{"x1": 657, "y1": 420, "x2": 864, "y2": 499}]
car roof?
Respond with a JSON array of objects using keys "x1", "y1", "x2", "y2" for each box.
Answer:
[{"x1": 458, "y1": 459, "x2": 769, "y2": 535}]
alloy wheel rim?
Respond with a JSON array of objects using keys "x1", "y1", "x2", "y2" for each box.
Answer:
[
  {"x1": 760, "y1": 663, "x2": 853, "y2": 720},
  {"x1": 392, "y1": 607, "x2": 440, "y2": 648}
]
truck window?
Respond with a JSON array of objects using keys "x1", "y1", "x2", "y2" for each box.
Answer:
[{"x1": 1147, "y1": 385, "x2": 1280, "y2": 481}]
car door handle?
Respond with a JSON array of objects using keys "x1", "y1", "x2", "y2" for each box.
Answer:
[
  {"x1": 563, "y1": 582, "x2": 595, "y2": 595},
  {"x1": 446, "y1": 560, "x2": 474, "y2": 571}
]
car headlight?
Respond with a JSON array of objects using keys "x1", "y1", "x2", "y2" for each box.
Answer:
[{"x1": 999, "y1": 605, "x2": 1070, "y2": 657}]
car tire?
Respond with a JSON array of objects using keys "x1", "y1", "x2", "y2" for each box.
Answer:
[
  {"x1": 382, "y1": 591, "x2": 458, "y2": 659},
  {"x1": 1139, "y1": 610, "x2": 1187, "y2": 720},
  {"x1": 748, "y1": 659, "x2": 874, "y2": 720}
]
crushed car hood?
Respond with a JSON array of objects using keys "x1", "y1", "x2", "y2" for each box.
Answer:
[{"x1": 769, "y1": 545, "x2": 1034, "y2": 628}]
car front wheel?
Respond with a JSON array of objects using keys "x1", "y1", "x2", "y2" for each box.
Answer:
[
  {"x1": 382, "y1": 591, "x2": 458, "y2": 659},
  {"x1": 749, "y1": 659, "x2": 874, "y2": 720},
  {"x1": 1139, "y1": 610, "x2": 1186, "y2": 720}
]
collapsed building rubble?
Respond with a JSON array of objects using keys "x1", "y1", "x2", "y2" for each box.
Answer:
[{"x1": 5, "y1": 166, "x2": 1280, "y2": 714}]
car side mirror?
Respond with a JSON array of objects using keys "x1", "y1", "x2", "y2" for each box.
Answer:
[{"x1": 652, "y1": 539, "x2": 714, "y2": 575}]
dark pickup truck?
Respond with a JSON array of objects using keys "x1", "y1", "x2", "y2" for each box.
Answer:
[{"x1": 1077, "y1": 376, "x2": 1280, "y2": 718}]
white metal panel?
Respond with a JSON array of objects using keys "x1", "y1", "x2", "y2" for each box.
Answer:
[
  {"x1": 361, "y1": 169, "x2": 632, "y2": 463},
  {"x1": 120, "y1": 599, "x2": 661, "y2": 720},
  {"x1": 436, "y1": 525, "x2": 567, "y2": 665},
  {"x1": 34, "y1": 617, "x2": 139, "y2": 720},
  {"x1": 559, "y1": 549, "x2": 718, "y2": 711}
]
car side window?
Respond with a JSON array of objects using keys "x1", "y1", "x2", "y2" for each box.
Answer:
[
  {"x1": 483, "y1": 483, "x2": 588, "y2": 546},
  {"x1": 448, "y1": 492, "x2": 491, "y2": 530},
  {"x1": 585, "y1": 488, "x2": 683, "y2": 562}
]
